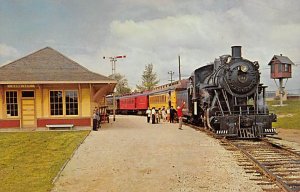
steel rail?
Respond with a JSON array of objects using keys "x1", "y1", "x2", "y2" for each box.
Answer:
[
  {"x1": 227, "y1": 140, "x2": 294, "y2": 192},
  {"x1": 262, "y1": 138, "x2": 300, "y2": 158},
  {"x1": 187, "y1": 123, "x2": 300, "y2": 191}
]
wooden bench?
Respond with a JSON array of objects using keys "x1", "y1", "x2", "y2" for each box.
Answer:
[{"x1": 46, "y1": 124, "x2": 74, "y2": 130}]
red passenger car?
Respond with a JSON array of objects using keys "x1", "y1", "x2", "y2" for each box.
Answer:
[
  {"x1": 119, "y1": 96, "x2": 135, "y2": 110},
  {"x1": 135, "y1": 94, "x2": 148, "y2": 110},
  {"x1": 119, "y1": 93, "x2": 149, "y2": 114}
]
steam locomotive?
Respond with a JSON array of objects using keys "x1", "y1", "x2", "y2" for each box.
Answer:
[
  {"x1": 106, "y1": 46, "x2": 277, "y2": 139},
  {"x1": 188, "y1": 46, "x2": 277, "y2": 138}
]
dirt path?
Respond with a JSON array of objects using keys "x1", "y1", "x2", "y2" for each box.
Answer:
[{"x1": 52, "y1": 115, "x2": 263, "y2": 192}]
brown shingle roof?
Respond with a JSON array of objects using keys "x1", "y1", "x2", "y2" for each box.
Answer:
[
  {"x1": 268, "y1": 55, "x2": 295, "y2": 65},
  {"x1": 0, "y1": 47, "x2": 116, "y2": 84}
]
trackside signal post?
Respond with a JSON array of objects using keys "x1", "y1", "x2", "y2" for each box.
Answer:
[
  {"x1": 168, "y1": 71, "x2": 175, "y2": 84},
  {"x1": 268, "y1": 54, "x2": 294, "y2": 106},
  {"x1": 103, "y1": 55, "x2": 126, "y2": 121}
]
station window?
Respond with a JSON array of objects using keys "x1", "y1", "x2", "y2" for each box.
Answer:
[
  {"x1": 6, "y1": 91, "x2": 18, "y2": 116},
  {"x1": 65, "y1": 90, "x2": 78, "y2": 115},
  {"x1": 50, "y1": 91, "x2": 63, "y2": 115}
]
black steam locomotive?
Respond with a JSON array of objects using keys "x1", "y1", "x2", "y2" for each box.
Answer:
[{"x1": 188, "y1": 46, "x2": 276, "y2": 138}]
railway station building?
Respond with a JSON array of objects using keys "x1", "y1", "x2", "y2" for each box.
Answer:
[{"x1": 0, "y1": 47, "x2": 116, "y2": 129}]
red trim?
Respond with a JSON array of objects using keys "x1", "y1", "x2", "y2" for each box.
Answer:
[
  {"x1": 37, "y1": 118, "x2": 91, "y2": 127},
  {"x1": 0, "y1": 120, "x2": 20, "y2": 128}
]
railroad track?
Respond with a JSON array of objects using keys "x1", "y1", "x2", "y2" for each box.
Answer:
[
  {"x1": 221, "y1": 139, "x2": 300, "y2": 192},
  {"x1": 189, "y1": 124, "x2": 300, "y2": 191}
]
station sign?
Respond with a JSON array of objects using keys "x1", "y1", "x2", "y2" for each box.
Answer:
[{"x1": 6, "y1": 85, "x2": 35, "y2": 88}]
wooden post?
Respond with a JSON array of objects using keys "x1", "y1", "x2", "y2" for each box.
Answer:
[
  {"x1": 113, "y1": 92, "x2": 116, "y2": 121},
  {"x1": 178, "y1": 55, "x2": 181, "y2": 81},
  {"x1": 279, "y1": 78, "x2": 283, "y2": 106}
]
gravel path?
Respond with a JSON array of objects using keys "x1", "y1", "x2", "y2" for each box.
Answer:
[{"x1": 52, "y1": 115, "x2": 263, "y2": 192}]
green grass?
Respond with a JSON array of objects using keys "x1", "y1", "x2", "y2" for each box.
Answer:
[
  {"x1": 267, "y1": 99, "x2": 300, "y2": 129},
  {"x1": 0, "y1": 131, "x2": 89, "y2": 192}
]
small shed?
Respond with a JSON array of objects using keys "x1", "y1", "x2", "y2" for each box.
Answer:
[{"x1": 268, "y1": 54, "x2": 295, "y2": 79}]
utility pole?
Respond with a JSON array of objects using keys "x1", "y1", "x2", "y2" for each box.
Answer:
[
  {"x1": 103, "y1": 55, "x2": 126, "y2": 121},
  {"x1": 168, "y1": 71, "x2": 174, "y2": 84},
  {"x1": 178, "y1": 55, "x2": 181, "y2": 81}
]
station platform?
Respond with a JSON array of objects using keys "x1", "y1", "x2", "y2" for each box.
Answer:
[{"x1": 52, "y1": 115, "x2": 263, "y2": 192}]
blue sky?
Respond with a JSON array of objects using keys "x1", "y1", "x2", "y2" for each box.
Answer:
[{"x1": 1, "y1": 0, "x2": 300, "y2": 92}]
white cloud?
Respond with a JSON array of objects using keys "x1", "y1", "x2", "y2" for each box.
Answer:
[
  {"x1": 0, "y1": 43, "x2": 19, "y2": 57},
  {"x1": 101, "y1": 5, "x2": 300, "y2": 91},
  {"x1": 2, "y1": 0, "x2": 299, "y2": 92}
]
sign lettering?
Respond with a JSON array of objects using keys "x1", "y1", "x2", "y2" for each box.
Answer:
[{"x1": 7, "y1": 85, "x2": 35, "y2": 88}]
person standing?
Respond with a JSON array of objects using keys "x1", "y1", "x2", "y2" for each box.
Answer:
[
  {"x1": 146, "y1": 107, "x2": 151, "y2": 123},
  {"x1": 151, "y1": 107, "x2": 156, "y2": 124},
  {"x1": 96, "y1": 108, "x2": 101, "y2": 129},
  {"x1": 166, "y1": 107, "x2": 170, "y2": 122},
  {"x1": 158, "y1": 108, "x2": 162, "y2": 123},
  {"x1": 92, "y1": 110, "x2": 98, "y2": 131},
  {"x1": 156, "y1": 109, "x2": 160, "y2": 123},
  {"x1": 177, "y1": 101, "x2": 186, "y2": 130},
  {"x1": 170, "y1": 106, "x2": 175, "y2": 123},
  {"x1": 161, "y1": 106, "x2": 166, "y2": 122}
]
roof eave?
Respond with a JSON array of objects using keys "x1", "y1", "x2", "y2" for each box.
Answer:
[{"x1": 0, "y1": 80, "x2": 117, "y2": 85}]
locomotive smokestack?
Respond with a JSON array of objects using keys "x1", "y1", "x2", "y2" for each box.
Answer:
[{"x1": 231, "y1": 46, "x2": 242, "y2": 59}]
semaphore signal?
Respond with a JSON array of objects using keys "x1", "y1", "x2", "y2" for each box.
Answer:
[
  {"x1": 102, "y1": 55, "x2": 126, "y2": 122},
  {"x1": 103, "y1": 55, "x2": 126, "y2": 76}
]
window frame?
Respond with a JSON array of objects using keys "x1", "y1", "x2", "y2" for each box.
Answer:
[
  {"x1": 65, "y1": 90, "x2": 79, "y2": 116},
  {"x1": 49, "y1": 89, "x2": 80, "y2": 117},
  {"x1": 5, "y1": 90, "x2": 19, "y2": 118},
  {"x1": 49, "y1": 90, "x2": 64, "y2": 116}
]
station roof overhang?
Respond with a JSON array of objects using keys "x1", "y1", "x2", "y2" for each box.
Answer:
[
  {"x1": 0, "y1": 80, "x2": 117, "y2": 103},
  {"x1": 0, "y1": 81, "x2": 116, "y2": 84}
]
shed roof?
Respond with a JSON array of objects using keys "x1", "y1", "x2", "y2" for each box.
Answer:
[
  {"x1": 268, "y1": 55, "x2": 295, "y2": 65},
  {"x1": 0, "y1": 47, "x2": 116, "y2": 84}
]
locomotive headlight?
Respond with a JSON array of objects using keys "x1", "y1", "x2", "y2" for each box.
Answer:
[{"x1": 240, "y1": 64, "x2": 248, "y2": 72}]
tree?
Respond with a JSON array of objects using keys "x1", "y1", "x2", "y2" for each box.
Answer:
[
  {"x1": 109, "y1": 73, "x2": 131, "y2": 96},
  {"x1": 136, "y1": 63, "x2": 159, "y2": 91}
]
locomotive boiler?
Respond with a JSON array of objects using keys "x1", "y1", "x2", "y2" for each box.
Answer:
[{"x1": 189, "y1": 46, "x2": 276, "y2": 138}]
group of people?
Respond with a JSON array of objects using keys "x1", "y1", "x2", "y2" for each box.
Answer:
[{"x1": 146, "y1": 101, "x2": 185, "y2": 130}]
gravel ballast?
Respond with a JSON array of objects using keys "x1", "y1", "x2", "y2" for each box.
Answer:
[{"x1": 52, "y1": 115, "x2": 263, "y2": 192}]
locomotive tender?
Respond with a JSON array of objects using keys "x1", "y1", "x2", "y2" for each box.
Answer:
[{"x1": 188, "y1": 46, "x2": 276, "y2": 138}]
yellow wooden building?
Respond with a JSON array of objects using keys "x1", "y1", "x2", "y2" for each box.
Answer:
[{"x1": 0, "y1": 47, "x2": 116, "y2": 129}]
